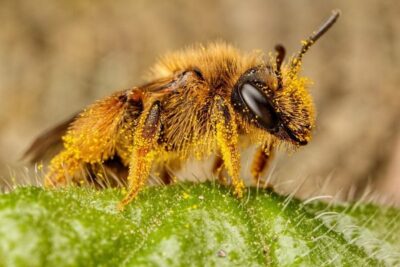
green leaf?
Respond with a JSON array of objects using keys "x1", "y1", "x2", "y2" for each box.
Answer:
[{"x1": 0, "y1": 183, "x2": 399, "y2": 266}]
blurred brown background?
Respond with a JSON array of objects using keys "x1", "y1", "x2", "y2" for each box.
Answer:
[{"x1": 0, "y1": 0, "x2": 399, "y2": 204}]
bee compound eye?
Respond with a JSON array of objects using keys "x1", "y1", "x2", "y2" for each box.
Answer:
[{"x1": 238, "y1": 83, "x2": 279, "y2": 131}]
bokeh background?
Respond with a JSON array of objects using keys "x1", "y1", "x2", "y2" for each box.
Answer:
[{"x1": 1, "y1": 0, "x2": 399, "y2": 204}]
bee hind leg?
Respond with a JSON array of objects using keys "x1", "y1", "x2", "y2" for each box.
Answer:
[
  {"x1": 45, "y1": 90, "x2": 138, "y2": 188},
  {"x1": 44, "y1": 150, "x2": 85, "y2": 187},
  {"x1": 118, "y1": 101, "x2": 162, "y2": 210}
]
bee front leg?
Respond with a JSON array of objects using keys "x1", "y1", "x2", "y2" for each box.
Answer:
[
  {"x1": 213, "y1": 97, "x2": 245, "y2": 198},
  {"x1": 251, "y1": 144, "x2": 275, "y2": 188},
  {"x1": 118, "y1": 101, "x2": 162, "y2": 210}
]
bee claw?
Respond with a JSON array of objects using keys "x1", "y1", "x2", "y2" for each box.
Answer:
[
  {"x1": 233, "y1": 181, "x2": 245, "y2": 198},
  {"x1": 116, "y1": 202, "x2": 126, "y2": 212}
]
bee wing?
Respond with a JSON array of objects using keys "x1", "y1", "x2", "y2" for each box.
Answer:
[
  {"x1": 22, "y1": 113, "x2": 79, "y2": 163},
  {"x1": 139, "y1": 76, "x2": 178, "y2": 92}
]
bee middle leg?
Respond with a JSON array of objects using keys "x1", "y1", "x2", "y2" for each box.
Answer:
[
  {"x1": 212, "y1": 154, "x2": 227, "y2": 185},
  {"x1": 118, "y1": 101, "x2": 162, "y2": 210},
  {"x1": 251, "y1": 144, "x2": 275, "y2": 189},
  {"x1": 213, "y1": 97, "x2": 245, "y2": 197},
  {"x1": 159, "y1": 167, "x2": 174, "y2": 185}
]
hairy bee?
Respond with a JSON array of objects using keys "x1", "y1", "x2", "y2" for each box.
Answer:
[{"x1": 25, "y1": 10, "x2": 340, "y2": 210}]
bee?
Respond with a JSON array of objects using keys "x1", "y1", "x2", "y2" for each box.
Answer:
[{"x1": 24, "y1": 10, "x2": 340, "y2": 210}]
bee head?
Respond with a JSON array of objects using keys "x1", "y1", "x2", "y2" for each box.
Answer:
[{"x1": 231, "y1": 10, "x2": 340, "y2": 146}]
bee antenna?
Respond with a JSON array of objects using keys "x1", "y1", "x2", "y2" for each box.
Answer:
[
  {"x1": 291, "y1": 9, "x2": 341, "y2": 73},
  {"x1": 274, "y1": 44, "x2": 286, "y2": 90}
]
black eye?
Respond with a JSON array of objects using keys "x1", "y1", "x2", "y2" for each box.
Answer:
[{"x1": 234, "y1": 83, "x2": 279, "y2": 131}]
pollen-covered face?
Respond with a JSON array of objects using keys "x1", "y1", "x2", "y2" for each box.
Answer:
[
  {"x1": 229, "y1": 9, "x2": 341, "y2": 147},
  {"x1": 231, "y1": 64, "x2": 315, "y2": 146}
]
